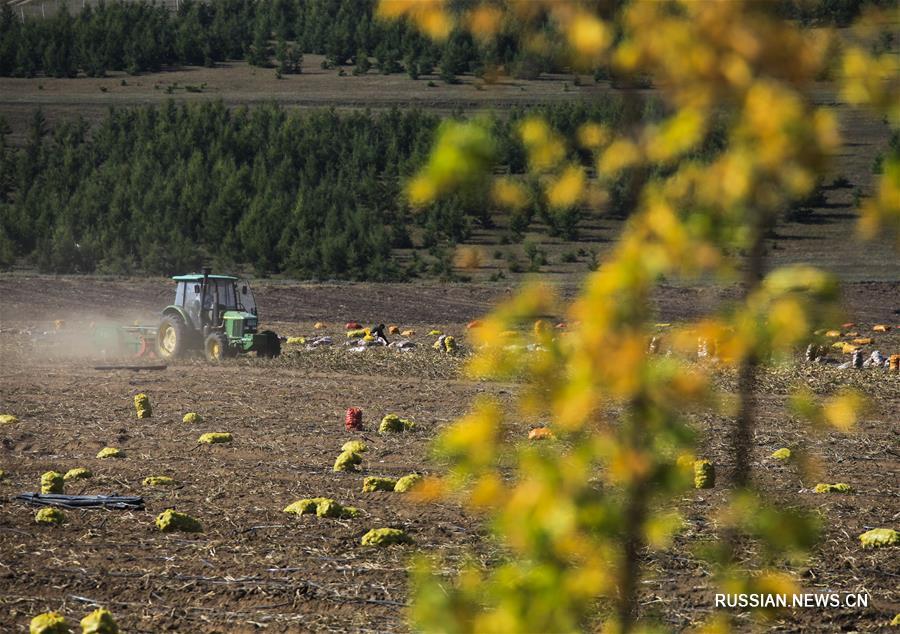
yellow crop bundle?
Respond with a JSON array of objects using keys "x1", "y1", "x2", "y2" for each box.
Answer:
[
  {"x1": 347, "y1": 329, "x2": 367, "y2": 338},
  {"x1": 428, "y1": 329, "x2": 442, "y2": 336},
  {"x1": 182, "y1": 412, "x2": 202, "y2": 424},
  {"x1": 858, "y1": 528, "x2": 898, "y2": 548},
  {"x1": 693, "y1": 460, "x2": 715, "y2": 489},
  {"x1": 851, "y1": 337, "x2": 873, "y2": 345},
  {"x1": 873, "y1": 324, "x2": 890, "y2": 332},
  {"x1": 443, "y1": 336, "x2": 457, "y2": 352},
  {"x1": 287, "y1": 336, "x2": 306, "y2": 345},
  {"x1": 29, "y1": 612, "x2": 69, "y2": 633},
  {"x1": 830, "y1": 341, "x2": 845, "y2": 349},
  {"x1": 394, "y1": 473, "x2": 423, "y2": 493},
  {"x1": 155, "y1": 509, "x2": 203, "y2": 532},
  {"x1": 813, "y1": 483, "x2": 852, "y2": 493},
  {"x1": 362, "y1": 476, "x2": 397, "y2": 492},
  {"x1": 80, "y1": 608, "x2": 119, "y2": 634},
  {"x1": 841, "y1": 343, "x2": 859, "y2": 354},
  {"x1": 0, "y1": 413, "x2": 18, "y2": 425},
  {"x1": 133, "y1": 393, "x2": 152, "y2": 419},
  {"x1": 63, "y1": 467, "x2": 93, "y2": 481},
  {"x1": 96, "y1": 447, "x2": 123, "y2": 459},
  {"x1": 314, "y1": 322, "x2": 327, "y2": 329},
  {"x1": 315, "y1": 499, "x2": 360, "y2": 518},
  {"x1": 825, "y1": 330, "x2": 841, "y2": 337},
  {"x1": 361, "y1": 527, "x2": 412, "y2": 546},
  {"x1": 35, "y1": 507, "x2": 65, "y2": 525},
  {"x1": 341, "y1": 440, "x2": 367, "y2": 453},
  {"x1": 333, "y1": 450, "x2": 363, "y2": 472},
  {"x1": 284, "y1": 497, "x2": 328, "y2": 515},
  {"x1": 143, "y1": 476, "x2": 177, "y2": 486},
  {"x1": 388, "y1": 325, "x2": 400, "y2": 335},
  {"x1": 283, "y1": 497, "x2": 359, "y2": 518},
  {"x1": 379, "y1": 414, "x2": 415, "y2": 433},
  {"x1": 41, "y1": 471, "x2": 64, "y2": 494},
  {"x1": 401, "y1": 329, "x2": 415, "y2": 337},
  {"x1": 197, "y1": 432, "x2": 232, "y2": 444},
  {"x1": 363, "y1": 334, "x2": 375, "y2": 342},
  {"x1": 770, "y1": 448, "x2": 791, "y2": 461}
]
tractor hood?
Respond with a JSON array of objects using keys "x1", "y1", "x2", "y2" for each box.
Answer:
[{"x1": 223, "y1": 311, "x2": 258, "y2": 337}]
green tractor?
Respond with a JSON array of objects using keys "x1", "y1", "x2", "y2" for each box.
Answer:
[{"x1": 155, "y1": 270, "x2": 281, "y2": 361}]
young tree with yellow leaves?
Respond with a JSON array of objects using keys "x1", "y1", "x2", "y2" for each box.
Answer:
[{"x1": 380, "y1": 1, "x2": 898, "y2": 631}]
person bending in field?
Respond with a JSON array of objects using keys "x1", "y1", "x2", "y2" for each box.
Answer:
[{"x1": 371, "y1": 324, "x2": 390, "y2": 346}]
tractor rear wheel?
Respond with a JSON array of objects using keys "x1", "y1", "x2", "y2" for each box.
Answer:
[
  {"x1": 157, "y1": 315, "x2": 187, "y2": 359},
  {"x1": 204, "y1": 332, "x2": 230, "y2": 361}
]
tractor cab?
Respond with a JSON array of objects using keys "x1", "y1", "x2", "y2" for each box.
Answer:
[
  {"x1": 174, "y1": 274, "x2": 256, "y2": 332},
  {"x1": 156, "y1": 270, "x2": 279, "y2": 361}
]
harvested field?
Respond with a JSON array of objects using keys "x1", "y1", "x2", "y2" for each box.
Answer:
[{"x1": 0, "y1": 278, "x2": 898, "y2": 632}]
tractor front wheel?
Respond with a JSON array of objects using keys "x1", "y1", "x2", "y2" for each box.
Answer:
[
  {"x1": 157, "y1": 315, "x2": 187, "y2": 359},
  {"x1": 204, "y1": 332, "x2": 230, "y2": 362}
]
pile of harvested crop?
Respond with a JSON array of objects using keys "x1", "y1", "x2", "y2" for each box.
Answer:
[
  {"x1": 694, "y1": 460, "x2": 715, "y2": 489},
  {"x1": 858, "y1": 528, "x2": 898, "y2": 548},
  {"x1": 197, "y1": 432, "x2": 232, "y2": 444},
  {"x1": 29, "y1": 612, "x2": 69, "y2": 633},
  {"x1": 813, "y1": 482, "x2": 852, "y2": 493},
  {"x1": 334, "y1": 450, "x2": 363, "y2": 472},
  {"x1": 379, "y1": 414, "x2": 415, "y2": 433},
  {"x1": 770, "y1": 448, "x2": 791, "y2": 460},
  {"x1": 361, "y1": 527, "x2": 412, "y2": 546},
  {"x1": 0, "y1": 413, "x2": 18, "y2": 425},
  {"x1": 362, "y1": 476, "x2": 397, "y2": 492},
  {"x1": 314, "y1": 322, "x2": 327, "y2": 329},
  {"x1": 182, "y1": 412, "x2": 202, "y2": 424},
  {"x1": 63, "y1": 467, "x2": 92, "y2": 481},
  {"x1": 35, "y1": 507, "x2": 65, "y2": 525},
  {"x1": 341, "y1": 440, "x2": 367, "y2": 453},
  {"x1": 143, "y1": 475, "x2": 177, "y2": 486},
  {"x1": 80, "y1": 608, "x2": 119, "y2": 633},
  {"x1": 133, "y1": 393, "x2": 152, "y2": 419},
  {"x1": 96, "y1": 447, "x2": 123, "y2": 459},
  {"x1": 394, "y1": 473, "x2": 422, "y2": 492},
  {"x1": 155, "y1": 509, "x2": 202, "y2": 533},
  {"x1": 284, "y1": 497, "x2": 360, "y2": 518},
  {"x1": 528, "y1": 426, "x2": 554, "y2": 441},
  {"x1": 286, "y1": 336, "x2": 306, "y2": 345},
  {"x1": 347, "y1": 328, "x2": 367, "y2": 339},
  {"x1": 41, "y1": 471, "x2": 65, "y2": 494}
]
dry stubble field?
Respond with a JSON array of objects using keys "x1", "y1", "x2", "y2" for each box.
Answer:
[{"x1": 0, "y1": 278, "x2": 898, "y2": 632}]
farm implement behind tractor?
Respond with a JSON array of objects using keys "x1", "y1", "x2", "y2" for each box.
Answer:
[{"x1": 91, "y1": 270, "x2": 280, "y2": 361}]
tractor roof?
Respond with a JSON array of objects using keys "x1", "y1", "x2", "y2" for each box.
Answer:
[{"x1": 172, "y1": 274, "x2": 238, "y2": 282}]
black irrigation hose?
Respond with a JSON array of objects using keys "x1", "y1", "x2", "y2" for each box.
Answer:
[{"x1": 15, "y1": 493, "x2": 144, "y2": 510}]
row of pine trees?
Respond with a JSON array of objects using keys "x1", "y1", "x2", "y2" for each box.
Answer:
[{"x1": 0, "y1": 98, "x2": 632, "y2": 277}]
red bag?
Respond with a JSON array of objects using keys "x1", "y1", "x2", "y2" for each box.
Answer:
[{"x1": 345, "y1": 407, "x2": 363, "y2": 431}]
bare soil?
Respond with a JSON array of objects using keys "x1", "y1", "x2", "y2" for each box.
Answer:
[{"x1": 1, "y1": 278, "x2": 898, "y2": 632}]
